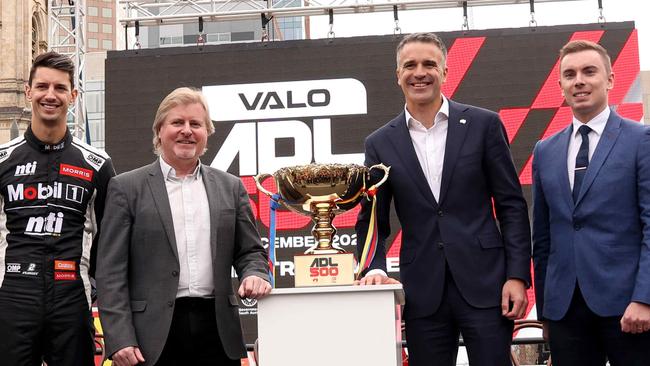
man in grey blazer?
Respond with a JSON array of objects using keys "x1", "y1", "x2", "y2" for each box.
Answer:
[{"x1": 96, "y1": 87, "x2": 271, "y2": 366}]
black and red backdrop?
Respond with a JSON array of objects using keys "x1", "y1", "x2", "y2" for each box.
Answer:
[{"x1": 105, "y1": 21, "x2": 642, "y2": 343}]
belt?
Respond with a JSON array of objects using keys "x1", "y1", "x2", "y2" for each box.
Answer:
[{"x1": 174, "y1": 297, "x2": 215, "y2": 310}]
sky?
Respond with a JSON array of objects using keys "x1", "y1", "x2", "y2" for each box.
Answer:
[{"x1": 309, "y1": 0, "x2": 650, "y2": 70}]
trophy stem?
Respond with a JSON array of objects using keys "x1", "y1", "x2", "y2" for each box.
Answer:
[{"x1": 306, "y1": 202, "x2": 344, "y2": 254}]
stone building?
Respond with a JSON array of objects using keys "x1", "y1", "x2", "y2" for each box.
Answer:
[{"x1": 0, "y1": 0, "x2": 48, "y2": 143}]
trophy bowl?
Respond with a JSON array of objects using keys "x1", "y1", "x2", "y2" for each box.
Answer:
[{"x1": 254, "y1": 163, "x2": 389, "y2": 255}]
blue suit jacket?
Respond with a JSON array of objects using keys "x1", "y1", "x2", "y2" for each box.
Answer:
[
  {"x1": 532, "y1": 110, "x2": 650, "y2": 320},
  {"x1": 356, "y1": 100, "x2": 531, "y2": 319}
]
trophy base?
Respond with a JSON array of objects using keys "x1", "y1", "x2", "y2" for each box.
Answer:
[{"x1": 293, "y1": 253, "x2": 355, "y2": 287}]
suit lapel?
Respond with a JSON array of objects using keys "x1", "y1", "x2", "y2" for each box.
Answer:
[
  {"x1": 438, "y1": 100, "x2": 469, "y2": 206},
  {"x1": 146, "y1": 160, "x2": 179, "y2": 260},
  {"x1": 554, "y1": 126, "x2": 575, "y2": 209},
  {"x1": 575, "y1": 111, "x2": 622, "y2": 206},
  {"x1": 387, "y1": 111, "x2": 438, "y2": 205},
  {"x1": 201, "y1": 165, "x2": 220, "y2": 262}
]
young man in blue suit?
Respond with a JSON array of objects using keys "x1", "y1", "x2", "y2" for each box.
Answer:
[
  {"x1": 532, "y1": 40, "x2": 650, "y2": 365},
  {"x1": 356, "y1": 32, "x2": 531, "y2": 366}
]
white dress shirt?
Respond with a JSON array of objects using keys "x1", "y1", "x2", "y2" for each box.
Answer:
[
  {"x1": 566, "y1": 107, "x2": 609, "y2": 190},
  {"x1": 159, "y1": 157, "x2": 214, "y2": 298},
  {"x1": 367, "y1": 97, "x2": 450, "y2": 278},
  {"x1": 405, "y1": 96, "x2": 450, "y2": 202}
]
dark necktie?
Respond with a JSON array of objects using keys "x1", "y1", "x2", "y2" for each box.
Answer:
[{"x1": 573, "y1": 125, "x2": 592, "y2": 202}]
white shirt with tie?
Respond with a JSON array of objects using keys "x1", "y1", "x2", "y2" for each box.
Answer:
[{"x1": 566, "y1": 107, "x2": 609, "y2": 190}]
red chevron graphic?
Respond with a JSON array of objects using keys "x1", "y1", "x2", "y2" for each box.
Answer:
[
  {"x1": 241, "y1": 176, "x2": 259, "y2": 218},
  {"x1": 500, "y1": 108, "x2": 530, "y2": 143},
  {"x1": 617, "y1": 103, "x2": 644, "y2": 120},
  {"x1": 247, "y1": 38, "x2": 488, "y2": 237},
  {"x1": 503, "y1": 29, "x2": 604, "y2": 166},
  {"x1": 386, "y1": 231, "x2": 403, "y2": 258},
  {"x1": 243, "y1": 30, "x2": 643, "y2": 307},
  {"x1": 518, "y1": 106, "x2": 575, "y2": 184},
  {"x1": 518, "y1": 29, "x2": 642, "y2": 184},
  {"x1": 609, "y1": 30, "x2": 639, "y2": 105},
  {"x1": 506, "y1": 31, "x2": 608, "y2": 184},
  {"x1": 332, "y1": 205, "x2": 361, "y2": 227},
  {"x1": 442, "y1": 37, "x2": 486, "y2": 97},
  {"x1": 255, "y1": 176, "x2": 311, "y2": 230},
  {"x1": 531, "y1": 31, "x2": 605, "y2": 109}
]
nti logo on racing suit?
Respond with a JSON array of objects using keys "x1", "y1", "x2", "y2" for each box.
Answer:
[
  {"x1": 0, "y1": 127, "x2": 115, "y2": 365},
  {"x1": 14, "y1": 161, "x2": 37, "y2": 176},
  {"x1": 24, "y1": 212, "x2": 64, "y2": 236}
]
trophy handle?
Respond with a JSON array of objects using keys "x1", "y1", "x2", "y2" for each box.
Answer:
[
  {"x1": 253, "y1": 173, "x2": 275, "y2": 198},
  {"x1": 368, "y1": 163, "x2": 390, "y2": 189}
]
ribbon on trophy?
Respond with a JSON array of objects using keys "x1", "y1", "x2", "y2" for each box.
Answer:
[
  {"x1": 255, "y1": 163, "x2": 390, "y2": 287},
  {"x1": 356, "y1": 186, "x2": 379, "y2": 279},
  {"x1": 267, "y1": 193, "x2": 281, "y2": 288}
]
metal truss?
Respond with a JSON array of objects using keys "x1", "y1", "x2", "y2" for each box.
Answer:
[
  {"x1": 119, "y1": 0, "x2": 580, "y2": 27},
  {"x1": 48, "y1": 0, "x2": 87, "y2": 140}
]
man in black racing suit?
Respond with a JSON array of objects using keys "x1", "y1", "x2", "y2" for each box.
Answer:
[{"x1": 0, "y1": 52, "x2": 115, "y2": 366}]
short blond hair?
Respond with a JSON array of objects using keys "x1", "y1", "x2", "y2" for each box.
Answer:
[
  {"x1": 559, "y1": 40, "x2": 612, "y2": 74},
  {"x1": 152, "y1": 87, "x2": 215, "y2": 155}
]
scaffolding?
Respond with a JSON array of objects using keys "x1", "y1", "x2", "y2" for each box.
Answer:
[
  {"x1": 46, "y1": 0, "x2": 583, "y2": 137},
  {"x1": 48, "y1": 0, "x2": 87, "y2": 141},
  {"x1": 118, "y1": 0, "x2": 581, "y2": 37}
]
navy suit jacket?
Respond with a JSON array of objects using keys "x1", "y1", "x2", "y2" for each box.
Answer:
[
  {"x1": 356, "y1": 100, "x2": 531, "y2": 320},
  {"x1": 532, "y1": 110, "x2": 650, "y2": 321}
]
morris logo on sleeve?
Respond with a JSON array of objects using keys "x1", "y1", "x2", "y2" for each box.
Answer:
[
  {"x1": 54, "y1": 272, "x2": 77, "y2": 281},
  {"x1": 60, "y1": 164, "x2": 93, "y2": 181}
]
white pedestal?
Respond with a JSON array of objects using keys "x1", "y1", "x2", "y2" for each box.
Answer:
[{"x1": 257, "y1": 284, "x2": 405, "y2": 366}]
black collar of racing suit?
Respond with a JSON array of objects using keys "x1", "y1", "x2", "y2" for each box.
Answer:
[{"x1": 24, "y1": 125, "x2": 72, "y2": 153}]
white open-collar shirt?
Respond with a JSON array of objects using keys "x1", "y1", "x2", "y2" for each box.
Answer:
[
  {"x1": 405, "y1": 95, "x2": 450, "y2": 202},
  {"x1": 160, "y1": 157, "x2": 214, "y2": 298}
]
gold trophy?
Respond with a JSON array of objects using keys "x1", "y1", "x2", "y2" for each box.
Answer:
[{"x1": 255, "y1": 163, "x2": 389, "y2": 287}]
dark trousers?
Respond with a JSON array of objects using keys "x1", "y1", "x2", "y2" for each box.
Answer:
[
  {"x1": 155, "y1": 297, "x2": 240, "y2": 366},
  {"x1": 548, "y1": 286, "x2": 650, "y2": 366},
  {"x1": 0, "y1": 279, "x2": 95, "y2": 366},
  {"x1": 405, "y1": 269, "x2": 514, "y2": 366}
]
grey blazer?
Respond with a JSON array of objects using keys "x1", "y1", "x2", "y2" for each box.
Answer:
[{"x1": 96, "y1": 160, "x2": 268, "y2": 364}]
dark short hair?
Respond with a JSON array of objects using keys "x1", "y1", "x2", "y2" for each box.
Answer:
[
  {"x1": 559, "y1": 40, "x2": 612, "y2": 74},
  {"x1": 396, "y1": 32, "x2": 448, "y2": 67},
  {"x1": 28, "y1": 51, "x2": 75, "y2": 88}
]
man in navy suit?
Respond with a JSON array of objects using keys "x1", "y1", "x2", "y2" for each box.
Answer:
[
  {"x1": 532, "y1": 40, "x2": 650, "y2": 365},
  {"x1": 355, "y1": 32, "x2": 531, "y2": 366}
]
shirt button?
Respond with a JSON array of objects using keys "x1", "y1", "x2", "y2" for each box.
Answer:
[
  {"x1": 574, "y1": 224, "x2": 581, "y2": 231},
  {"x1": 437, "y1": 210, "x2": 444, "y2": 217},
  {"x1": 172, "y1": 270, "x2": 178, "y2": 277},
  {"x1": 167, "y1": 301, "x2": 174, "y2": 307},
  {"x1": 437, "y1": 242, "x2": 444, "y2": 249}
]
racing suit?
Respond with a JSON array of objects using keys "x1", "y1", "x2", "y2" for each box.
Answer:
[{"x1": 0, "y1": 127, "x2": 115, "y2": 366}]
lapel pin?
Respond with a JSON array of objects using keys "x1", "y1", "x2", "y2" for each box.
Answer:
[{"x1": 459, "y1": 119, "x2": 467, "y2": 124}]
